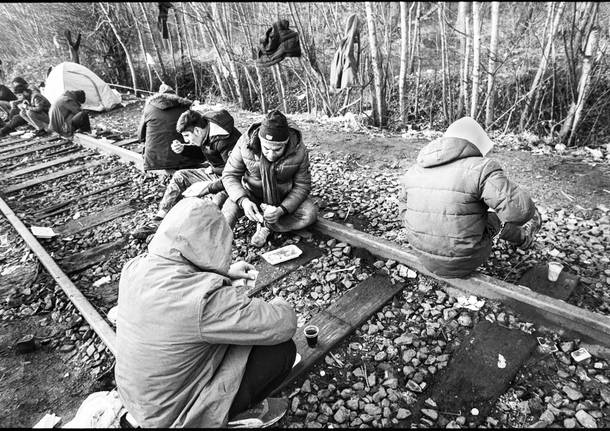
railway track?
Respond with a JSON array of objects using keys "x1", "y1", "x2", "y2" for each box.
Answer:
[{"x1": 1, "y1": 120, "x2": 609, "y2": 427}]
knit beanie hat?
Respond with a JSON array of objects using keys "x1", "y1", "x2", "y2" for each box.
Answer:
[
  {"x1": 12, "y1": 77, "x2": 27, "y2": 87},
  {"x1": 443, "y1": 116, "x2": 494, "y2": 157},
  {"x1": 13, "y1": 83, "x2": 27, "y2": 95},
  {"x1": 259, "y1": 109, "x2": 289, "y2": 143},
  {"x1": 159, "y1": 83, "x2": 174, "y2": 94}
]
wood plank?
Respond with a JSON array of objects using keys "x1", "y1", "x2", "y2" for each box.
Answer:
[
  {"x1": 33, "y1": 180, "x2": 131, "y2": 217},
  {"x1": 0, "y1": 196, "x2": 116, "y2": 355},
  {"x1": 0, "y1": 136, "x2": 30, "y2": 147},
  {"x1": 113, "y1": 137, "x2": 140, "y2": 147},
  {"x1": 2, "y1": 160, "x2": 104, "y2": 194},
  {"x1": 0, "y1": 139, "x2": 67, "y2": 161},
  {"x1": 0, "y1": 135, "x2": 60, "y2": 153},
  {"x1": 273, "y1": 273, "x2": 404, "y2": 393},
  {"x1": 54, "y1": 202, "x2": 136, "y2": 236},
  {"x1": 246, "y1": 242, "x2": 324, "y2": 297},
  {"x1": 1, "y1": 152, "x2": 86, "y2": 180},
  {"x1": 73, "y1": 133, "x2": 144, "y2": 170},
  {"x1": 312, "y1": 219, "x2": 610, "y2": 347},
  {"x1": 59, "y1": 239, "x2": 127, "y2": 274},
  {"x1": 518, "y1": 264, "x2": 578, "y2": 301}
]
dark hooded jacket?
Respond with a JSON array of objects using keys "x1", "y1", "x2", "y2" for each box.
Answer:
[
  {"x1": 256, "y1": 20, "x2": 301, "y2": 67},
  {"x1": 138, "y1": 92, "x2": 204, "y2": 171},
  {"x1": 0, "y1": 84, "x2": 16, "y2": 102},
  {"x1": 222, "y1": 122, "x2": 311, "y2": 214},
  {"x1": 27, "y1": 85, "x2": 51, "y2": 114},
  {"x1": 398, "y1": 136, "x2": 535, "y2": 278},
  {"x1": 48, "y1": 90, "x2": 86, "y2": 136}
]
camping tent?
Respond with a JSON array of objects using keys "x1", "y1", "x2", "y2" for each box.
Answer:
[{"x1": 43, "y1": 62, "x2": 122, "y2": 112}]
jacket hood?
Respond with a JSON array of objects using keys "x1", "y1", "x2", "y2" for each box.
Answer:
[
  {"x1": 147, "y1": 198, "x2": 233, "y2": 274},
  {"x1": 202, "y1": 109, "x2": 235, "y2": 132},
  {"x1": 417, "y1": 137, "x2": 483, "y2": 168},
  {"x1": 244, "y1": 122, "x2": 302, "y2": 157},
  {"x1": 147, "y1": 92, "x2": 192, "y2": 110}
]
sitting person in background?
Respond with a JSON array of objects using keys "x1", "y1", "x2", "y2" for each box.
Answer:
[
  {"x1": 48, "y1": 90, "x2": 91, "y2": 137},
  {"x1": 222, "y1": 109, "x2": 318, "y2": 247},
  {"x1": 0, "y1": 77, "x2": 28, "y2": 120},
  {"x1": 138, "y1": 83, "x2": 203, "y2": 175},
  {"x1": 398, "y1": 116, "x2": 542, "y2": 278},
  {"x1": 131, "y1": 107, "x2": 241, "y2": 239},
  {"x1": 116, "y1": 198, "x2": 296, "y2": 428},
  {"x1": 0, "y1": 80, "x2": 50, "y2": 137}
]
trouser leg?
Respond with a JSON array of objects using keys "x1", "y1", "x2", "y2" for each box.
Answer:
[
  {"x1": 212, "y1": 190, "x2": 229, "y2": 208},
  {"x1": 268, "y1": 199, "x2": 319, "y2": 233},
  {"x1": 0, "y1": 114, "x2": 26, "y2": 136},
  {"x1": 71, "y1": 111, "x2": 91, "y2": 133},
  {"x1": 228, "y1": 340, "x2": 297, "y2": 418},
  {"x1": 157, "y1": 168, "x2": 216, "y2": 215},
  {"x1": 221, "y1": 198, "x2": 243, "y2": 229},
  {"x1": 21, "y1": 110, "x2": 49, "y2": 130}
]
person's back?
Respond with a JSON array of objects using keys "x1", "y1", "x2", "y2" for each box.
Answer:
[{"x1": 399, "y1": 117, "x2": 537, "y2": 278}]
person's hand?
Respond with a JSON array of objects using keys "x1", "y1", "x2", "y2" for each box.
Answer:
[
  {"x1": 228, "y1": 261, "x2": 256, "y2": 280},
  {"x1": 262, "y1": 205, "x2": 284, "y2": 224},
  {"x1": 242, "y1": 198, "x2": 264, "y2": 223},
  {"x1": 171, "y1": 139, "x2": 185, "y2": 154}
]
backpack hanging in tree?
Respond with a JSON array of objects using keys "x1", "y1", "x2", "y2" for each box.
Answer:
[{"x1": 256, "y1": 19, "x2": 301, "y2": 68}]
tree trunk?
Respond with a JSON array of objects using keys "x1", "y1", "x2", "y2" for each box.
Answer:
[
  {"x1": 485, "y1": 2, "x2": 500, "y2": 128},
  {"x1": 166, "y1": 15, "x2": 179, "y2": 93},
  {"x1": 438, "y1": 3, "x2": 450, "y2": 123},
  {"x1": 408, "y1": 2, "x2": 421, "y2": 74},
  {"x1": 559, "y1": 26, "x2": 600, "y2": 145},
  {"x1": 519, "y1": 1, "x2": 566, "y2": 130},
  {"x1": 127, "y1": 3, "x2": 153, "y2": 92},
  {"x1": 365, "y1": 1, "x2": 387, "y2": 127},
  {"x1": 176, "y1": 6, "x2": 198, "y2": 97},
  {"x1": 399, "y1": 2, "x2": 408, "y2": 125},
  {"x1": 139, "y1": 2, "x2": 167, "y2": 82},
  {"x1": 64, "y1": 30, "x2": 81, "y2": 64},
  {"x1": 99, "y1": 3, "x2": 138, "y2": 94},
  {"x1": 236, "y1": 2, "x2": 266, "y2": 112},
  {"x1": 456, "y1": 1, "x2": 470, "y2": 118},
  {"x1": 470, "y1": 1, "x2": 481, "y2": 118}
]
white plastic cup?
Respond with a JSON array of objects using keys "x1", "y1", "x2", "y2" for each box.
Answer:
[{"x1": 547, "y1": 262, "x2": 564, "y2": 282}]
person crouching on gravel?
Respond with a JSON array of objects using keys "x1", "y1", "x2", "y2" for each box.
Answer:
[
  {"x1": 221, "y1": 109, "x2": 318, "y2": 247},
  {"x1": 116, "y1": 198, "x2": 297, "y2": 428},
  {"x1": 398, "y1": 116, "x2": 542, "y2": 278},
  {"x1": 131, "y1": 107, "x2": 241, "y2": 240},
  {"x1": 48, "y1": 90, "x2": 92, "y2": 137}
]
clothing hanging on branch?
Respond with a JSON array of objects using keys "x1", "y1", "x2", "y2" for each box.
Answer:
[
  {"x1": 158, "y1": 2, "x2": 173, "y2": 39},
  {"x1": 256, "y1": 19, "x2": 301, "y2": 68},
  {"x1": 330, "y1": 14, "x2": 361, "y2": 90}
]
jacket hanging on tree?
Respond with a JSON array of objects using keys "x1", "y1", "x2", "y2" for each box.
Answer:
[
  {"x1": 330, "y1": 14, "x2": 361, "y2": 90},
  {"x1": 158, "y1": 2, "x2": 172, "y2": 39},
  {"x1": 256, "y1": 20, "x2": 301, "y2": 68}
]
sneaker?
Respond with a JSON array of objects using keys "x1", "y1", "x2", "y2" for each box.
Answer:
[
  {"x1": 131, "y1": 216, "x2": 163, "y2": 240},
  {"x1": 519, "y1": 207, "x2": 542, "y2": 249},
  {"x1": 227, "y1": 398, "x2": 288, "y2": 428},
  {"x1": 251, "y1": 224, "x2": 271, "y2": 248}
]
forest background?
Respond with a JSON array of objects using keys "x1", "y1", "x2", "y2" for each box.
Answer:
[{"x1": 0, "y1": 2, "x2": 608, "y2": 147}]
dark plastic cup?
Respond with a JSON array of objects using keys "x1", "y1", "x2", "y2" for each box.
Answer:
[{"x1": 304, "y1": 325, "x2": 319, "y2": 348}]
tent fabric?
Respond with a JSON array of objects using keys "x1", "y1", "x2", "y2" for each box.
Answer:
[{"x1": 43, "y1": 62, "x2": 122, "y2": 112}]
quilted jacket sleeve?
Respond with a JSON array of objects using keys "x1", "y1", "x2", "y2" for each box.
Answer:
[
  {"x1": 221, "y1": 136, "x2": 249, "y2": 203},
  {"x1": 479, "y1": 159, "x2": 535, "y2": 225},
  {"x1": 280, "y1": 148, "x2": 312, "y2": 214}
]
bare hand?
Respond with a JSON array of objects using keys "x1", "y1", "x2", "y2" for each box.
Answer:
[
  {"x1": 242, "y1": 198, "x2": 264, "y2": 223},
  {"x1": 171, "y1": 140, "x2": 185, "y2": 154},
  {"x1": 228, "y1": 261, "x2": 256, "y2": 280},
  {"x1": 263, "y1": 205, "x2": 284, "y2": 224}
]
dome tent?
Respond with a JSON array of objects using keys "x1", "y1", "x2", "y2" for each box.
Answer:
[{"x1": 43, "y1": 62, "x2": 122, "y2": 112}]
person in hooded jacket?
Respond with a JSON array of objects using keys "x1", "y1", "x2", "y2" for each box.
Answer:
[
  {"x1": 137, "y1": 83, "x2": 204, "y2": 173},
  {"x1": 116, "y1": 198, "x2": 297, "y2": 428},
  {"x1": 0, "y1": 82, "x2": 50, "y2": 136},
  {"x1": 48, "y1": 90, "x2": 91, "y2": 137},
  {"x1": 131, "y1": 107, "x2": 240, "y2": 240},
  {"x1": 398, "y1": 117, "x2": 542, "y2": 278},
  {"x1": 222, "y1": 109, "x2": 318, "y2": 247}
]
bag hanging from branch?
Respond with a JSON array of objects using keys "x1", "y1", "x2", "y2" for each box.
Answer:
[{"x1": 256, "y1": 19, "x2": 302, "y2": 68}]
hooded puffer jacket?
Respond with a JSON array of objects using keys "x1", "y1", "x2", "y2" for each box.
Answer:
[
  {"x1": 398, "y1": 136, "x2": 535, "y2": 278},
  {"x1": 138, "y1": 92, "x2": 204, "y2": 171},
  {"x1": 115, "y1": 198, "x2": 297, "y2": 428},
  {"x1": 222, "y1": 122, "x2": 312, "y2": 214},
  {"x1": 48, "y1": 90, "x2": 86, "y2": 136}
]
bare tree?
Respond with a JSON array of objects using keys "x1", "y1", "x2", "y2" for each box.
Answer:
[
  {"x1": 399, "y1": 1, "x2": 408, "y2": 125},
  {"x1": 470, "y1": 1, "x2": 481, "y2": 118},
  {"x1": 64, "y1": 30, "x2": 81, "y2": 64},
  {"x1": 365, "y1": 1, "x2": 387, "y2": 126},
  {"x1": 456, "y1": 1, "x2": 470, "y2": 118},
  {"x1": 485, "y1": 2, "x2": 500, "y2": 128},
  {"x1": 127, "y1": 3, "x2": 153, "y2": 91}
]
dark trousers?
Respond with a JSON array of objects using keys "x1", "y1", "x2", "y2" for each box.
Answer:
[
  {"x1": 0, "y1": 114, "x2": 26, "y2": 136},
  {"x1": 71, "y1": 111, "x2": 91, "y2": 133},
  {"x1": 228, "y1": 340, "x2": 296, "y2": 418}
]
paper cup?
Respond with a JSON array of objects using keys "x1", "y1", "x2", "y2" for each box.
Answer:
[
  {"x1": 547, "y1": 262, "x2": 564, "y2": 282},
  {"x1": 304, "y1": 325, "x2": 319, "y2": 348}
]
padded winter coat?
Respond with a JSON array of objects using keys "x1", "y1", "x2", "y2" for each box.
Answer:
[
  {"x1": 398, "y1": 136, "x2": 535, "y2": 278},
  {"x1": 222, "y1": 123, "x2": 312, "y2": 214},
  {"x1": 138, "y1": 92, "x2": 204, "y2": 171},
  {"x1": 48, "y1": 90, "x2": 85, "y2": 136},
  {"x1": 115, "y1": 198, "x2": 297, "y2": 428},
  {"x1": 0, "y1": 84, "x2": 16, "y2": 102}
]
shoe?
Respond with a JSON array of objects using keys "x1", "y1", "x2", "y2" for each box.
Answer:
[
  {"x1": 519, "y1": 207, "x2": 542, "y2": 249},
  {"x1": 228, "y1": 398, "x2": 288, "y2": 428},
  {"x1": 131, "y1": 216, "x2": 163, "y2": 240},
  {"x1": 251, "y1": 224, "x2": 271, "y2": 248}
]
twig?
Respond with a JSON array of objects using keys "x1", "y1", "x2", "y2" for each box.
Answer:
[
  {"x1": 328, "y1": 265, "x2": 357, "y2": 275},
  {"x1": 502, "y1": 251, "x2": 533, "y2": 281},
  {"x1": 329, "y1": 351, "x2": 344, "y2": 367},
  {"x1": 560, "y1": 189, "x2": 575, "y2": 201},
  {"x1": 362, "y1": 360, "x2": 370, "y2": 390},
  {"x1": 343, "y1": 204, "x2": 352, "y2": 221}
]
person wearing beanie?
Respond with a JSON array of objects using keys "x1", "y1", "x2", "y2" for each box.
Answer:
[
  {"x1": 222, "y1": 109, "x2": 318, "y2": 247},
  {"x1": 398, "y1": 117, "x2": 542, "y2": 278},
  {"x1": 48, "y1": 90, "x2": 91, "y2": 137},
  {"x1": 131, "y1": 106, "x2": 241, "y2": 240}
]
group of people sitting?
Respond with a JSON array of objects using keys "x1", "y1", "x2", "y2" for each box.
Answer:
[
  {"x1": 0, "y1": 75, "x2": 91, "y2": 138},
  {"x1": 114, "y1": 83, "x2": 542, "y2": 428}
]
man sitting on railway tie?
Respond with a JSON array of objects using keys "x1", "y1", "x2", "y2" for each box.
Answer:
[
  {"x1": 116, "y1": 198, "x2": 296, "y2": 428},
  {"x1": 131, "y1": 106, "x2": 241, "y2": 240},
  {"x1": 398, "y1": 116, "x2": 542, "y2": 278},
  {"x1": 221, "y1": 109, "x2": 318, "y2": 247},
  {"x1": 48, "y1": 89, "x2": 92, "y2": 137}
]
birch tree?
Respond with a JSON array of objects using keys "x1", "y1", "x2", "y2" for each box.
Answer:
[
  {"x1": 399, "y1": 2, "x2": 408, "y2": 125},
  {"x1": 485, "y1": 2, "x2": 500, "y2": 128},
  {"x1": 365, "y1": 1, "x2": 387, "y2": 127},
  {"x1": 470, "y1": 1, "x2": 481, "y2": 118}
]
